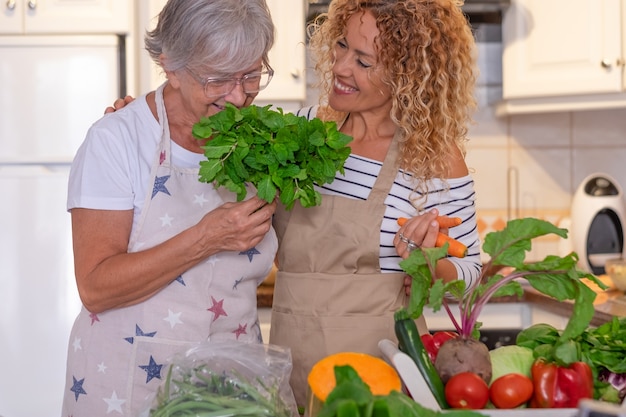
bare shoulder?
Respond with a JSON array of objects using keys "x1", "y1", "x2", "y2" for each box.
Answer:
[{"x1": 447, "y1": 145, "x2": 470, "y2": 179}]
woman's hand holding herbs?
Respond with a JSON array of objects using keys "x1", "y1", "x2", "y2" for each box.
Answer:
[{"x1": 194, "y1": 196, "x2": 276, "y2": 255}]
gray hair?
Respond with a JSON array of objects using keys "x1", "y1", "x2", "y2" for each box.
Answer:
[{"x1": 145, "y1": 0, "x2": 275, "y2": 75}]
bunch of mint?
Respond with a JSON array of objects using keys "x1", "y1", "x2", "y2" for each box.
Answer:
[{"x1": 193, "y1": 104, "x2": 352, "y2": 210}]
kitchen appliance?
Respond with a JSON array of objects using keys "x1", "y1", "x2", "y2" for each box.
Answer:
[
  {"x1": 0, "y1": 35, "x2": 125, "y2": 417},
  {"x1": 570, "y1": 173, "x2": 626, "y2": 275}
]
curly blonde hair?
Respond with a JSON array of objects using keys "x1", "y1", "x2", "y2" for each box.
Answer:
[{"x1": 309, "y1": 0, "x2": 477, "y2": 194}]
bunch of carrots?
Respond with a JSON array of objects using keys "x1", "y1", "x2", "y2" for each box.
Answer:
[{"x1": 397, "y1": 216, "x2": 467, "y2": 258}]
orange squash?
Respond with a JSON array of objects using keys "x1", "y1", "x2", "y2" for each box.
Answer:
[{"x1": 306, "y1": 352, "x2": 402, "y2": 416}]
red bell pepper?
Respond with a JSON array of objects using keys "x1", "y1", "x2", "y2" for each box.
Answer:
[
  {"x1": 530, "y1": 358, "x2": 594, "y2": 408},
  {"x1": 421, "y1": 331, "x2": 457, "y2": 363}
]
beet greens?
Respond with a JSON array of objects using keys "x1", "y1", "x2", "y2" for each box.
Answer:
[{"x1": 398, "y1": 217, "x2": 606, "y2": 342}]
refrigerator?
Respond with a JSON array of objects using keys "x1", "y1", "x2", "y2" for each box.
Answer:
[{"x1": 0, "y1": 35, "x2": 125, "y2": 417}]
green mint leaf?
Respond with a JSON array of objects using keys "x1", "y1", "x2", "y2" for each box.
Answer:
[
  {"x1": 272, "y1": 142, "x2": 292, "y2": 164},
  {"x1": 258, "y1": 107, "x2": 286, "y2": 131},
  {"x1": 203, "y1": 144, "x2": 234, "y2": 159},
  {"x1": 223, "y1": 162, "x2": 243, "y2": 185},
  {"x1": 256, "y1": 175, "x2": 277, "y2": 204},
  {"x1": 294, "y1": 188, "x2": 315, "y2": 208},
  {"x1": 279, "y1": 180, "x2": 296, "y2": 207},
  {"x1": 327, "y1": 130, "x2": 353, "y2": 150},
  {"x1": 191, "y1": 121, "x2": 214, "y2": 139},
  {"x1": 308, "y1": 129, "x2": 325, "y2": 147},
  {"x1": 321, "y1": 157, "x2": 339, "y2": 179},
  {"x1": 198, "y1": 160, "x2": 222, "y2": 182},
  {"x1": 231, "y1": 154, "x2": 250, "y2": 181},
  {"x1": 278, "y1": 164, "x2": 302, "y2": 179}
]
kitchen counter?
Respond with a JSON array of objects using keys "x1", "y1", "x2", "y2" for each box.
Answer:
[
  {"x1": 257, "y1": 284, "x2": 274, "y2": 308},
  {"x1": 522, "y1": 275, "x2": 626, "y2": 327},
  {"x1": 258, "y1": 274, "x2": 626, "y2": 327}
]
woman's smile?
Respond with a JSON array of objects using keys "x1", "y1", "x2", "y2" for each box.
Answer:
[{"x1": 333, "y1": 77, "x2": 357, "y2": 94}]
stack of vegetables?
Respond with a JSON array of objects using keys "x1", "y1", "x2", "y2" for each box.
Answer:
[
  {"x1": 394, "y1": 217, "x2": 607, "y2": 411},
  {"x1": 315, "y1": 217, "x2": 626, "y2": 416}
]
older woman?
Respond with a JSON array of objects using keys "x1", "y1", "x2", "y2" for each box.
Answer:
[
  {"x1": 270, "y1": 0, "x2": 482, "y2": 406},
  {"x1": 61, "y1": 0, "x2": 277, "y2": 415}
]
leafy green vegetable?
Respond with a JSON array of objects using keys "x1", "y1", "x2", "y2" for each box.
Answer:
[
  {"x1": 149, "y1": 362, "x2": 292, "y2": 417},
  {"x1": 318, "y1": 365, "x2": 484, "y2": 417},
  {"x1": 192, "y1": 103, "x2": 352, "y2": 210},
  {"x1": 398, "y1": 217, "x2": 605, "y2": 346},
  {"x1": 517, "y1": 318, "x2": 626, "y2": 402}
]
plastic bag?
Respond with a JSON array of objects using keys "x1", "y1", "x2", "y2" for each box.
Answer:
[{"x1": 141, "y1": 340, "x2": 299, "y2": 417}]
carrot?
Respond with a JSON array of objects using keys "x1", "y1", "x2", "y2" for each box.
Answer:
[
  {"x1": 435, "y1": 216, "x2": 462, "y2": 228},
  {"x1": 397, "y1": 216, "x2": 462, "y2": 228},
  {"x1": 396, "y1": 216, "x2": 467, "y2": 258},
  {"x1": 436, "y1": 233, "x2": 468, "y2": 258}
]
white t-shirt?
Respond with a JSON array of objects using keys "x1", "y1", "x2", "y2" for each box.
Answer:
[{"x1": 67, "y1": 95, "x2": 205, "y2": 233}]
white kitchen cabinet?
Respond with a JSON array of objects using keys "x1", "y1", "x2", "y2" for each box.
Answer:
[
  {"x1": 498, "y1": 0, "x2": 626, "y2": 114},
  {"x1": 134, "y1": 0, "x2": 167, "y2": 94},
  {"x1": 135, "y1": 0, "x2": 306, "y2": 104},
  {"x1": 0, "y1": 0, "x2": 131, "y2": 34},
  {"x1": 256, "y1": 0, "x2": 306, "y2": 102}
]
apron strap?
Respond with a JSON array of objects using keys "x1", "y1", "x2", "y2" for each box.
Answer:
[
  {"x1": 128, "y1": 83, "x2": 171, "y2": 248},
  {"x1": 155, "y1": 82, "x2": 168, "y2": 132},
  {"x1": 368, "y1": 130, "x2": 401, "y2": 205}
]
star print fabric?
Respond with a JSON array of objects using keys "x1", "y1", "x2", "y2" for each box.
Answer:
[{"x1": 62, "y1": 101, "x2": 278, "y2": 415}]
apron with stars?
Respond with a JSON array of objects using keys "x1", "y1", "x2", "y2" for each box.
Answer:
[{"x1": 62, "y1": 83, "x2": 278, "y2": 416}]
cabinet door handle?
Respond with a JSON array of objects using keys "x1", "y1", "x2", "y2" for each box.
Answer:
[
  {"x1": 601, "y1": 59, "x2": 613, "y2": 69},
  {"x1": 290, "y1": 69, "x2": 301, "y2": 80},
  {"x1": 28, "y1": 0, "x2": 36, "y2": 9},
  {"x1": 6, "y1": 0, "x2": 16, "y2": 10}
]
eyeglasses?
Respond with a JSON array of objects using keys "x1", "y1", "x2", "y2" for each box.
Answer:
[{"x1": 186, "y1": 67, "x2": 274, "y2": 99}]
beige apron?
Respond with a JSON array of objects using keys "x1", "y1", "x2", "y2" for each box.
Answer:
[{"x1": 270, "y1": 131, "x2": 427, "y2": 407}]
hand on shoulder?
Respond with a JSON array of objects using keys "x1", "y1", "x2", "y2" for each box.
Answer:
[{"x1": 104, "y1": 95, "x2": 135, "y2": 114}]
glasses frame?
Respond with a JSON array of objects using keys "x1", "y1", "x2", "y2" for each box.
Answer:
[{"x1": 186, "y1": 66, "x2": 274, "y2": 99}]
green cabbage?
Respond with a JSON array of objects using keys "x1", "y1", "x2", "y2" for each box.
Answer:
[{"x1": 489, "y1": 345, "x2": 535, "y2": 384}]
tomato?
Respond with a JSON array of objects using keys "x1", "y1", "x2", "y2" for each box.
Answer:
[
  {"x1": 444, "y1": 372, "x2": 489, "y2": 409},
  {"x1": 489, "y1": 373, "x2": 534, "y2": 409}
]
